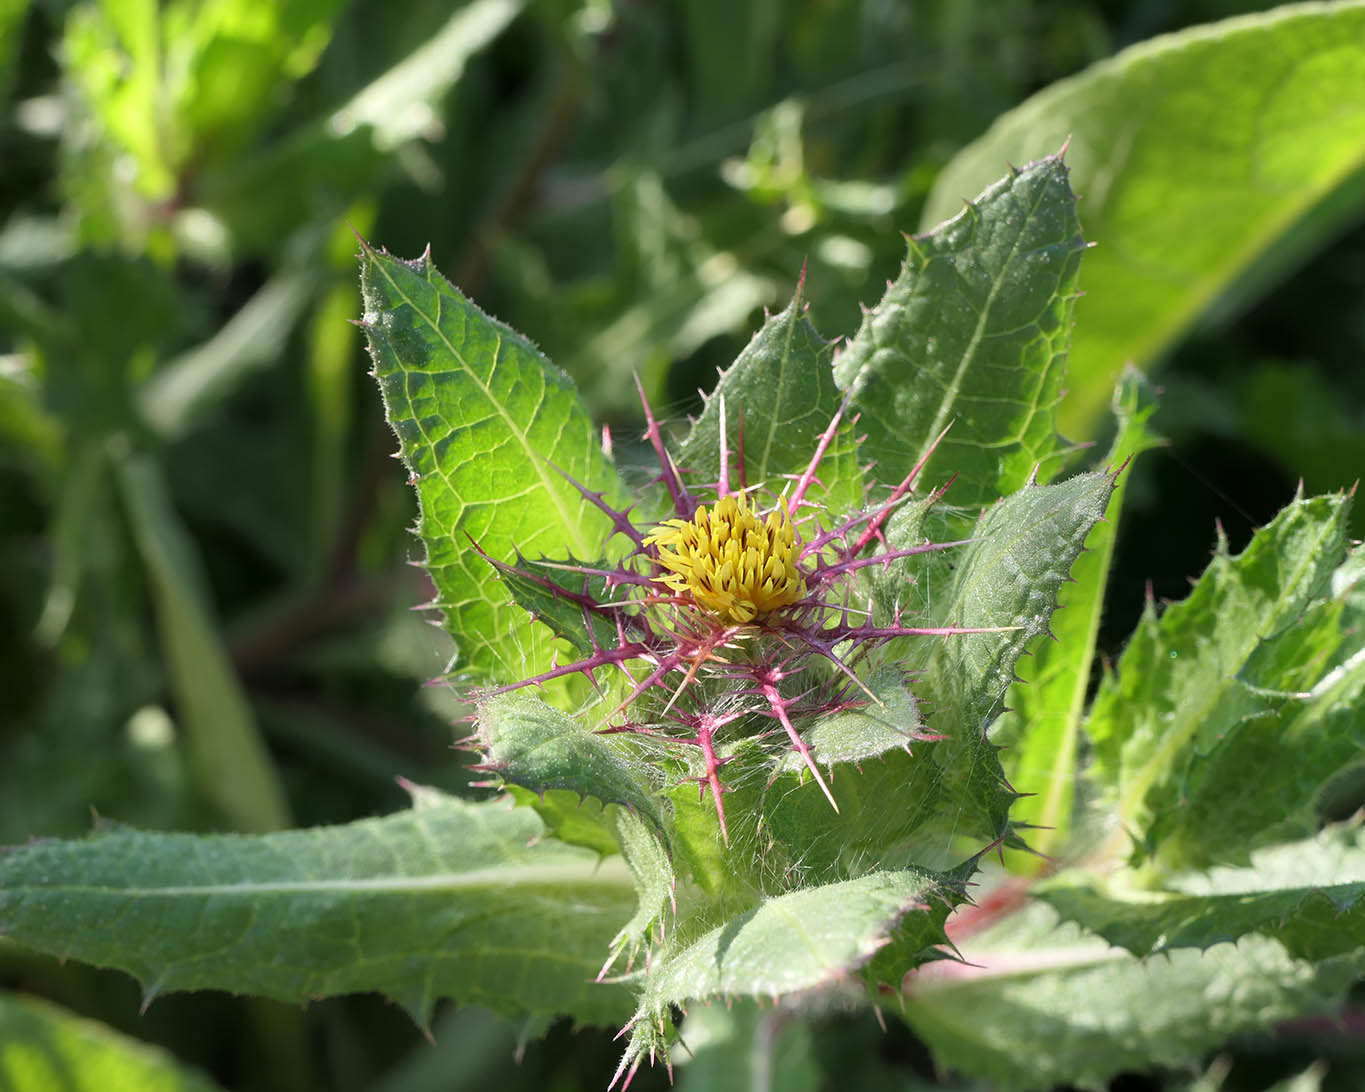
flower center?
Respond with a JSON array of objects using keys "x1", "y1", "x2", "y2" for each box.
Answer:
[{"x1": 645, "y1": 494, "x2": 807, "y2": 624}]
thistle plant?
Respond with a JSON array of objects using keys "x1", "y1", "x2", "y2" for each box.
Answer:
[
  {"x1": 477, "y1": 372, "x2": 1006, "y2": 843},
  {"x1": 3, "y1": 124, "x2": 1362, "y2": 1092},
  {"x1": 375, "y1": 152, "x2": 1113, "y2": 1081}
]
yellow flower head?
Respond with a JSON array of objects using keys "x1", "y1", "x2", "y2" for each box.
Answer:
[{"x1": 644, "y1": 493, "x2": 807, "y2": 624}]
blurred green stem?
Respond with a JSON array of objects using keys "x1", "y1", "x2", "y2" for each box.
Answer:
[{"x1": 115, "y1": 448, "x2": 291, "y2": 832}]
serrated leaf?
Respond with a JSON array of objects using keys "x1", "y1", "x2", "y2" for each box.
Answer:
[
  {"x1": 0, "y1": 793, "x2": 635, "y2": 1028},
  {"x1": 609, "y1": 808, "x2": 674, "y2": 971},
  {"x1": 0, "y1": 991, "x2": 223, "y2": 1092},
  {"x1": 922, "y1": 4, "x2": 1365, "y2": 438},
  {"x1": 503, "y1": 785, "x2": 621, "y2": 858},
  {"x1": 475, "y1": 691, "x2": 666, "y2": 843},
  {"x1": 903, "y1": 902, "x2": 1362, "y2": 1092},
  {"x1": 835, "y1": 154, "x2": 1084, "y2": 505},
  {"x1": 993, "y1": 367, "x2": 1162, "y2": 864},
  {"x1": 1086, "y1": 492, "x2": 1352, "y2": 861},
  {"x1": 634, "y1": 869, "x2": 950, "y2": 1027},
  {"x1": 476, "y1": 692, "x2": 674, "y2": 963},
  {"x1": 358, "y1": 244, "x2": 626, "y2": 683},
  {"x1": 678, "y1": 289, "x2": 863, "y2": 512},
  {"x1": 1144, "y1": 578, "x2": 1365, "y2": 871},
  {"x1": 1039, "y1": 827, "x2": 1365, "y2": 963},
  {"x1": 915, "y1": 471, "x2": 1116, "y2": 734}
]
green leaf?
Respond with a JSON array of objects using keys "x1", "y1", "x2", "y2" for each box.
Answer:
[
  {"x1": 358, "y1": 244, "x2": 627, "y2": 684},
  {"x1": 1144, "y1": 566, "x2": 1365, "y2": 871},
  {"x1": 1085, "y1": 491, "x2": 1352, "y2": 861},
  {"x1": 138, "y1": 268, "x2": 320, "y2": 440},
  {"x1": 835, "y1": 154, "x2": 1084, "y2": 506},
  {"x1": 502, "y1": 786, "x2": 620, "y2": 859},
  {"x1": 622, "y1": 869, "x2": 954, "y2": 1071},
  {"x1": 201, "y1": 0, "x2": 524, "y2": 252},
  {"x1": 1039, "y1": 826, "x2": 1365, "y2": 963},
  {"x1": 903, "y1": 902, "x2": 1363, "y2": 1092},
  {"x1": 915, "y1": 471, "x2": 1116, "y2": 734},
  {"x1": 923, "y1": 4, "x2": 1365, "y2": 438},
  {"x1": 678, "y1": 287, "x2": 863, "y2": 513},
  {"x1": 475, "y1": 692, "x2": 666, "y2": 842},
  {"x1": 779, "y1": 667, "x2": 927, "y2": 771},
  {"x1": 115, "y1": 452, "x2": 291, "y2": 834},
  {"x1": 476, "y1": 692, "x2": 673, "y2": 964},
  {"x1": 0, "y1": 991, "x2": 223, "y2": 1092},
  {"x1": 328, "y1": 0, "x2": 525, "y2": 151},
  {"x1": 993, "y1": 367, "x2": 1162, "y2": 864},
  {"x1": 0, "y1": 791, "x2": 635, "y2": 1028},
  {"x1": 609, "y1": 808, "x2": 674, "y2": 971},
  {"x1": 753, "y1": 672, "x2": 1013, "y2": 881}
]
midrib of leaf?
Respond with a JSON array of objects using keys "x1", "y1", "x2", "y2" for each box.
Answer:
[
  {"x1": 369, "y1": 256, "x2": 594, "y2": 557},
  {"x1": 916, "y1": 176, "x2": 1053, "y2": 470},
  {"x1": 18, "y1": 859, "x2": 634, "y2": 899},
  {"x1": 1117, "y1": 514, "x2": 1340, "y2": 828}
]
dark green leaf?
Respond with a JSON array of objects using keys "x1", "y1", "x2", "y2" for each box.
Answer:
[
  {"x1": 488, "y1": 554, "x2": 616, "y2": 661},
  {"x1": 903, "y1": 902, "x2": 1362, "y2": 1091},
  {"x1": 755, "y1": 672, "x2": 1013, "y2": 881},
  {"x1": 116, "y1": 453, "x2": 291, "y2": 833},
  {"x1": 0, "y1": 791, "x2": 634, "y2": 1028}
]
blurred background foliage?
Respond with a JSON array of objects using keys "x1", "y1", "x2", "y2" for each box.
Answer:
[{"x1": 1, "y1": 0, "x2": 1363, "y2": 1089}]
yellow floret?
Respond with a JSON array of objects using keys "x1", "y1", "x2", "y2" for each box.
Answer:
[{"x1": 644, "y1": 493, "x2": 806, "y2": 623}]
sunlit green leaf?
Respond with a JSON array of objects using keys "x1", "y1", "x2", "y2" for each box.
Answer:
[
  {"x1": 679, "y1": 287, "x2": 863, "y2": 513},
  {"x1": 0, "y1": 991, "x2": 223, "y2": 1092},
  {"x1": 924, "y1": 4, "x2": 1365, "y2": 437},
  {"x1": 359, "y1": 244, "x2": 628, "y2": 683},
  {"x1": 620, "y1": 868, "x2": 955, "y2": 1075},
  {"x1": 1086, "y1": 491, "x2": 1352, "y2": 864}
]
